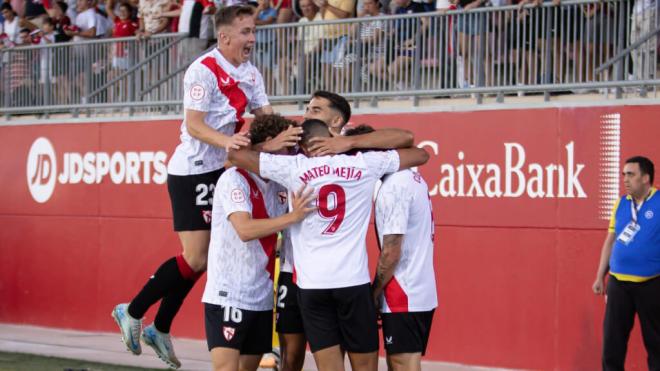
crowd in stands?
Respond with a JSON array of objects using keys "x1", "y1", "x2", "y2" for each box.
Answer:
[{"x1": 0, "y1": 0, "x2": 657, "y2": 105}]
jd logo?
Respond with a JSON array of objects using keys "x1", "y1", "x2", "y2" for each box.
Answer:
[{"x1": 26, "y1": 137, "x2": 57, "y2": 203}]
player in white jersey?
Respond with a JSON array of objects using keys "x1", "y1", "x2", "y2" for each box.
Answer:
[
  {"x1": 227, "y1": 119, "x2": 430, "y2": 371},
  {"x1": 204, "y1": 115, "x2": 314, "y2": 371},
  {"x1": 277, "y1": 90, "x2": 416, "y2": 371},
  {"x1": 347, "y1": 125, "x2": 437, "y2": 371},
  {"x1": 112, "y1": 6, "x2": 301, "y2": 369}
]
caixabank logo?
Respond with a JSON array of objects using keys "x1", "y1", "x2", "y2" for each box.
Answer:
[{"x1": 27, "y1": 137, "x2": 168, "y2": 203}]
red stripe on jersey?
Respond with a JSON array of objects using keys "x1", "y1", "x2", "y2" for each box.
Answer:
[
  {"x1": 384, "y1": 276, "x2": 409, "y2": 312},
  {"x1": 200, "y1": 56, "x2": 248, "y2": 132},
  {"x1": 292, "y1": 267, "x2": 297, "y2": 284},
  {"x1": 236, "y1": 169, "x2": 277, "y2": 281}
]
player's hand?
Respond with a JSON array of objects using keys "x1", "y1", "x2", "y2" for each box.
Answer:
[
  {"x1": 592, "y1": 277, "x2": 605, "y2": 295},
  {"x1": 262, "y1": 125, "x2": 302, "y2": 153},
  {"x1": 307, "y1": 135, "x2": 352, "y2": 157},
  {"x1": 290, "y1": 185, "x2": 317, "y2": 222},
  {"x1": 225, "y1": 132, "x2": 251, "y2": 151}
]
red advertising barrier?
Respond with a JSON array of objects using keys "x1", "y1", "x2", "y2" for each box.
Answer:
[{"x1": 1, "y1": 104, "x2": 659, "y2": 370}]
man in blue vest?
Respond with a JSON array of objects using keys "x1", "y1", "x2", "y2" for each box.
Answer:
[{"x1": 592, "y1": 156, "x2": 659, "y2": 371}]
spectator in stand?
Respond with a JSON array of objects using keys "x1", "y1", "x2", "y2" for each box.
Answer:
[
  {"x1": 9, "y1": 29, "x2": 34, "y2": 105},
  {"x1": 630, "y1": 0, "x2": 657, "y2": 81},
  {"x1": 254, "y1": 0, "x2": 277, "y2": 93},
  {"x1": 295, "y1": 0, "x2": 322, "y2": 91},
  {"x1": 317, "y1": 0, "x2": 354, "y2": 90},
  {"x1": 136, "y1": 0, "x2": 169, "y2": 37},
  {"x1": 92, "y1": 0, "x2": 113, "y2": 37},
  {"x1": 1, "y1": 3, "x2": 20, "y2": 44},
  {"x1": 387, "y1": 0, "x2": 426, "y2": 91},
  {"x1": 159, "y1": 0, "x2": 214, "y2": 60},
  {"x1": 66, "y1": 0, "x2": 77, "y2": 21},
  {"x1": 358, "y1": 0, "x2": 386, "y2": 89},
  {"x1": 107, "y1": 1, "x2": 137, "y2": 66},
  {"x1": 454, "y1": 0, "x2": 485, "y2": 90},
  {"x1": 24, "y1": 0, "x2": 48, "y2": 27},
  {"x1": 274, "y1": 0, "x2": 295, "y2": 95},
  {"x1": 37, "y1": 17, "x2": 56, "y2": 89},
  {"x1": 66, "y1": 0, "x2": 97, "y2": 40},
  {"x1": 49, "y1": 0, "x2": 72, "y2": 40},
  {"x1": 45, "y1": 1, "x2": 71, "y2": 104},
  {"x1": 63, "y1": 0, "x2": 98, "y2": 102},
  {"x1": 106, "y1": 1, "x2": 136, "y2": 101},
  {"x1": 273, "y1": 0, "x2": 292, "y2": 22}
]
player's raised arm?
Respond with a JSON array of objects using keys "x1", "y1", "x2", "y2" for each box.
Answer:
[
  {"x1": 228, "y1": 185, "x2": 316, "y2": 242},
  {"x1": 396, "y1": 147, "x2": 430, "y2": 170},
  {"x1": 228, "y1": 146, "x2": 261, "y2": 174},
  {"x1": 185, "y1": 109, "x2": 251, "y2": 151},
  {"x1": 307, "y1": 127, "x2": 415, "y2": 156}
]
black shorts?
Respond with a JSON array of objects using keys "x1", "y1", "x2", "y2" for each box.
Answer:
[
  {"x1": 381, "y1": 309, "x2": 435, "y2": 356},
  {"x1": 298, "y1": 283, "x2": 379, "y2": 353},
  {"x1": 167, "y1": 169, "x2": 223, "y2": 231},
  {"x1": 204, "y1": 303, "x2": 272, "y2": 355},
  {"x1": 276, "y1": 272, "x2": 304, "y2": 334}
]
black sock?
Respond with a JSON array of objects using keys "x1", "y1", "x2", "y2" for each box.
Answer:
[
  {"x1": 127, "y1": 257, "x2": 183, "y2": 320},
  {"x1": 153, "y1": 276, "x2": 200, "y2": 333}
]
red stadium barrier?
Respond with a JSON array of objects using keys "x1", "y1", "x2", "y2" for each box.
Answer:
[{"x1": 1, "y1": 104, "x2": 659, "y2": 370}]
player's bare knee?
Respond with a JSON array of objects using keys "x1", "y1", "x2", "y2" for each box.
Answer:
[{"x1": 181, "y1": 252, "x2": 206, "y2": 272}]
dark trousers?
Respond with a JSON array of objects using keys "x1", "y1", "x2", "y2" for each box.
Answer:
[{"x1": 603, "y1": 275, "x2": 660, "y2": 371}]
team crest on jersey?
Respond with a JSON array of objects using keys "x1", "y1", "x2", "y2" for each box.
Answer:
[
  {"x1": 220, "y1": 77, "x2": 231, "y2": 87},
  {"x1": 202, "y1": 210, "x2": 212, "y2": 224},
  {"x1": 231, "y1": 189, "x2": 246, "y2": 203},
  {"x1": 385, "y1": 336, "x2": 393, "y2": 345},
  {"x1": 278, "y1": 191, "x2": 287, "y2": 204},
  {"x1": 190, "y1": 84, "x2": 205, "y2": 101},
  {"x1": 646, "y1": 210, "x2": 654, "y2": 219},
  {"x1": 252, "y1": 189, "x2": 260, "y2": 199},
  {"x1": 222, "y1": 326, "x2": 235, "y2": 341},
  {"x1": 413, "y1": 172, "x2": 422, "y2": 184}
]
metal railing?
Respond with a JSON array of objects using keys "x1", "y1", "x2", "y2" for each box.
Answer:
[
  {"x1": 1, "y1": 0, "x2": 658, "y2": 117},
  {"x1": 0, "y1": 33, "x2": 189, "y2": 116}
]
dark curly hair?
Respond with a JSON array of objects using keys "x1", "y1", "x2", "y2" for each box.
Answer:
[{"x1": 249, "y1": 114, "x2": 297, "y2": 145}]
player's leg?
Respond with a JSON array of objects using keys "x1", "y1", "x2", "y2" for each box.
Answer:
[
  {"x1": 386, "y1": 353, "x2": 422, "y2": 371},
  {"x1": 381, "y1": 310, "x2": 435, "y2": 371},
  {"x1": 312, "y1": 345, "x2": 345, "y2": 371},
  {"x1": 147, "y1": 170, "x2": 219, "y2": 333},
  {"x1": 206, "y1": 303, "x2": 249, "y2": 371},
  {"x1": 276, "y1": 272, "x2": 306, "y2": 371},
  {"x1": 279, "y1": 333, "x2": 306, "y2": 371},
  {"x1": 240, "y1": 309, "x2": 276, "y2": 371},
  {"x1": 334, "y1": 284, "x2": 379, "y2": 371},
  {"x1": 298, "y1": 288, "x2": 344, "y2": 371},
  {"x1": 211, "y1": 347, "x2": 241, "y2": 371}
]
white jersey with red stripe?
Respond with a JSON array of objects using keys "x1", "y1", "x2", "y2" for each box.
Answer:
[
  {"x1": 260, "y1": 151, "x2": 400, "y2": 289},
  {"x1": 375, "y1": 169, "x2": 437, "y2": 313},
  {"x1": 202, "y1": 168, "x2": 288, "y2": 311},
  {"x1": 168, "y1": 48, "x2": 269, "y2": 176}
]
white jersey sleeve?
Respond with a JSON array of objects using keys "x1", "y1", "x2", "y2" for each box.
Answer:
[
  {"x1": 259, "y1": 152, "x2": 299, "y2": 189},
  {"x1": 376, "y1": 178, "x2": 413, "y2": 236},
  {"x1": 248, "y1": 67, "x2": 269, "y2": 112},
  {"x1": 183, "y1": 65, "x2": 216, "y2": 113},
  {"x1": 217, "y1": 169, "x2": 252, "y2": 218},
  {"x1": 363, "y1": 150, "x2": 400, "y2": 179}
]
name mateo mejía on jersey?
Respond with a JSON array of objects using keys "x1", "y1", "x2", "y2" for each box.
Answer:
[{"x1": 419, "y1": 141, "x2": 587, "y2": 199}]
